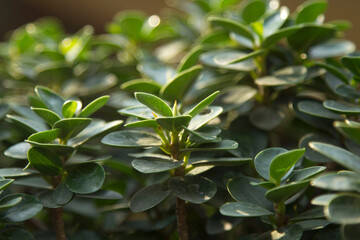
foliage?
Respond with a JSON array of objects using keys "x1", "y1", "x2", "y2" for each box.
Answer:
[{"x1": 0, "y1": 0, "x2": 358, "y2": 239}]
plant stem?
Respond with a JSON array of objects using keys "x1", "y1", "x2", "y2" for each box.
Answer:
[
  {"x1": 275, "y1": 201, "x2": 286, "y2": 229},
  {"x1": 51, "y1": 175, "x2": 66, "y2": 240},
  {"x1": 175, "y1": 167, "x2": 189, "y2": 240}
]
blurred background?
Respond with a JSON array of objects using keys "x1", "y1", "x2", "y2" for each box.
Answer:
[{"x1": 0, "y1": 0, "x2": 359, "y2": 46}]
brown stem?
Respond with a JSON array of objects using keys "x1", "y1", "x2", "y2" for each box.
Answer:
[
  {"x1": 51, "y1": 175, "x2": 66, "y2": 240},
  {"x1": 176, "y1": 197, "x2": 189, "y2": 240}
]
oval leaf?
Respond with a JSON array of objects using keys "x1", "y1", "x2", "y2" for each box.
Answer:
[
  {"x1": 27, "y1": 147, "x2": 63, "y2": 175},
  {"x1": 102, "y1": 130, "x2": 162, "y2": 147},
  {"x1": 134, "y1": 92, "x2": 173, "y2": 117}
]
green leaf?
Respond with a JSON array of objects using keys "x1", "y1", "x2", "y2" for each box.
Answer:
[
  {"x1": 139, "y1": 62, "x2": 175, "y2": 85},
  {"x1": 0, "y1": 193, "x2": 43, "y2": 222},
  {"x1": 65, "y1": 162, "x2": 105, "y2": 194},
  {"x1": 130, "y1": 183, "x2": 170, "y2": 213},
  {"x1": 188, "y1": 106, "x2": 223, "y2": 130},
  {"x1": 118, "y1": 106, "x2": 155, "y2": 120},
  {"x1": 53, "y1": 182, "x2": 74, "y2": 205},
  {"x1": 254, "y1": 148, "x2": 288, "y2": 180},
  {"x1": 62, "y1": 100, "x2": 80, "y2": 118},
  {"x1": 309, "y1": 142, "x2": 360, "y2": 172},
  {"x1": 35, "y1": 86, "x2": 64, "y2": 116},
  {"x1": 0, "y1": 179, "x2": 14, "y2": 191},
  {"x1": 156, "y1": 115, "x2": 192, "y2": 132},
  {"x1": 190, "y1": 157, "x2": 251, "y2": 166},
  {"x1": 295, "y1": 0, "x2": 328, "y2": 24},
  {"x1": 341, "y1": 56, "x2": 360, "y2": 76},
  {"x1": 121, "y1": 79, "x2": 161, "y2": 95},
  {"x1": 25, "y1": 140, "x2": 75, "y2": 156},
  {"x1": 134, "y1": 92, "x2": 173, "y2": 117},
  {"x1": 226, "y1": 50, "x2": 265, "y2": 64},
  {"x1": 5, "y1": 142, "x2": 31, "y2": 159},
  {"x1": 228, "y1": 176, "x2": 273, "y2": 210},
  {"x1": 263, "y1": 6, "x2": 290, "y2": 37},
  {"x1": 28, "y1": 129, "x2": 60, "y2": 143},
  {"x1": 309, "y1": 39, "x2": 355, "y2": 59},
  {"x1": 182, "y1": 140, "x2": 238, "y2": 152},
  {"x1": 38, "y1": 191, "x2": 61, "y2": 209},
  {"x1": 0, "y1": 168, "x2": 36, "y2": 177},
  {"x1": 311, "y1": 172, "x2": 360, "y2": 192},
  {"x1": 13, "y1": 176, "x2": 52, "y2": 189},
  {"x1": 299, "y1": 133, "x2": 337, "y2": 163},
  {"x1": 262, "y1": 25, "x2": 301, "y2": 48},
  {"x1": 187, "y1": 126, "x2": 221, "y2": 142},
  {"x1": 288, "y1": 166, "x2": 326, "y2": 182},
  {"x1": 102, "y1": 130, "x2": 162, "y2": 147},
  {"x1": 325, "y1": 194, "x2": 360, "y2": 224},
  {"x1": 53, "y1": 118, "x2": 92, "y2": 141},
  {"x1": 208, "y1": 17, "x2": 254, "y2": 41},
  {"x1": 200, "y1": 49, "x2": 256, "y2": 71},
  {"x1": 177, "y1": 45, "x2": 204, "y2": 72},
  {"x1": 0, "y1": 196, "x2": 22, "y2": 211},
  {"x1": 269, "y1": 148, "x2": 305, "y2": 184},
  {"x1": 160, "y1": 65, "x2": 202, "y2": 102},
  {"x1": 168, "y1": 176, "x2": 217, "y2": 204},
  {"x1": 7, "y1": 114, "x2": 48, "y2": 133},
  {"x1": 187, "y1": 91, "x2": 219, "y2": 117},
  {"x1": 334, "y1": 121, "x2": 360, "y2": 145},
  {"x1": 215, "y1": 86, "x2": 257, "y2": 112},
  {"x1": 27, "y1": 147, "x2": 63, "y2": 175},
  {"x1": 78, "y1": 190, "x2": 122, "y2": 200},
  {"x1": 297, "y1": 100, "x2": 343, "y2": 120},
  {"x1": 323, "y1": 100, "x2": 360, "y2": 114},
  {"x1": 220, "y1": 201, "x2": 273, "y2": 217},
  {"x1": 249, "y1": 106, "x2": 284, "y2": 131},
  {"x1": 132, "y1": 158, "x2": 183, "y2": 174},
  {"x1": 62, "y1": 25, "x2": 93, "y2": 62},
  {"x1": 68, "y1": 120, "x2": 122, "y2": 147},
  {"x1": 311, "y1": 194, "x2": 336, "y2": 206},
  {"x1": 265, "y1": 181, "x2": 310, "y2": 203},
  {"x1": 31, "y1": 107, "x2": 61, "y2": 126},
  {"x1": 241, "y1": 0, "x2": 266, "y2": 24},
  {"x1": 79, "y1": 96, "x2": 109, "y2": 118},
  {"x1": 125, "y1": 119, "x2": 158, "y2": 128},
  {"x1": 314, "y1": 62, "x2": 348, "y2": 84},
  {"x1": 342, "y1": 224, "x2": 360, "y2": 240},
  {"x1": 255, "y1": 66, "x2": 307, "y2": 86}
]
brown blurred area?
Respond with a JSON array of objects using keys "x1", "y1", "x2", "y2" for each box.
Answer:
[{"x1": 0, "y1": 0, "x2": 359, "y2": 47}]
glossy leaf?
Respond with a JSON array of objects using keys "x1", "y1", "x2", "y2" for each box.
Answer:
[
  {"x1": 62, "y1": 100, "x2": 79, "y2": 118},
  {"x1": 295, "y1": 0, "x2": 328, "y2": 24},
  {"x1": 102, "y1": 130, "x2": 162, "y2": 147},
  {"x1": 27, "y1": 147, "x2": 63, "y2": 175},
  {"x1": 255, "y1": 66, "x2": 307, "y2": 86},
  {"x1": 160, "y1": 65, "x2": 202, "y2": 102},
  {"x1": 0, "y1": 168, "x2": 36, "y2": 177},
  {"x1": 298, "y1": 100, "x2": 343, "y2": 120},
  {"x1": 241, "y1": 0, "x2": 266, "y2": 24},
  {"x1": 132, "y1": 158, "x2": 183, "y2": 173},
  {"x1": 156, "y1": 115, "x2": 192, "y2": 132},
  {"x1": 262, "y1": 25, "x2": 300, "y2": 48},
  {"x1": 208, "y1": 17, "x2": 254, "y2": 41},
  {"x1": 79, "y1": 95, "x2": 109, "y2": 118},
  {"x1": 78, "y1": 190, "x2": 122, "y2": 200},
  {"x1": 65, "y1": 162, "x2": 105, "y2": 194},
  {"x1": 310, "y1": 142, "x2": 360, "y2": 172},
  {"x1": 121, "y1": 79, "x2": 161, "y2": 94},
  {"x1": 183, "y1": 140, "x2": 238, "y2": 152},
  {"x1": 125, "y1": 119, "x2": 158, "y2": 128},
  {"x1": 168, "y1": 176, "x2": 216, "y2": 204},
  {"x1": 265, "y1": 181, "x2": 309, "y2": 203},
  {"x1": 0, "y1": 196, "x2": 22, "y2": 211},
  {"x1": 190, "y1": 157, "x2": 251, "y2": 166},
  {"x1": 263, "y1": 6, "x2": 290, "y2": 37},
  {"x1": 28, "y1": 129, "x2": 60, "y2": 143},
  {"x1": 0, "y1": 179, "x2": 14, "y2": 191},
  {"x1": 118, "y1": 106, "x2": 154, "y2": 120},
  {"x1": 323, "y1": 100, "x2": 360, "y2": 114},
  {"x1": 220, "y1": 201, "x2": 273, "y2": 217},
  {"x1": 134, "y1": 92, "x2": 173, "y2": 117},
  {"x1": 25, "y1": 140, "x2": 75, "y2": 156},
  {"x1": 341, "y1": 56, "x2": 360, "y2": 76},
  {"x1": 269, "y1": 148, "x2": 305, "y2": 184},
  {"x1": 334, "y1": 121, "x2": 360, "y2": 145},
  {"x1": 299, "y1": 133, "x2": 337, "y2": 163},
  {"x1": 187, "y1": 91, "x2": 219, "y2": 117},
  {"x1": 130, "y1": 183, "x2": 170, "y2": 213},
  {"x1": 5, "y1": 142, "x2": 31, "y2": 159},
  {"x1": 311, "y1": 172, "x2": 360, "y2": 192},
  {"x1": 309, "y1": 39, "x2": 355, "y2": 59},
  {"x1": 200, "y1": 50, "x2": 256, "y2": 71},
  {"x1": 288, "y1": 166, "x2": 326, "y2": 182},
  {"x1": 254, "y1": 148, "x2": 287, "y2": 180},
  {"x1": 177, "y1": 45, "x2": 204, "y2": 72},
  {"x1": 53, "y1": 118, "x2": 92, "y2": 141},
  {"x1": 187, "y1": 126, "x2": 221, "y2": 142},
  {"x1": 31, "y1": 107, "x2": 61, "y2": 126},
  {"x1": 7, "y1": 114, "x2": 48, "y2": 133},
  {"x1": 250, "y1": 106, "x2": 284, "y2": 131},
  {"x1": 188, "y1": 106, "x2": 223, "y2": 130},
  {"x1": 325, "y1": 194, "x2": 360, "y2": 224},
  {"x1": 35, "y1": 86, "x2": 64, "y2": 116},
  {"x1": 53, "y1": 182, "x2": 74, "y2": 205},
  {"x1": 0, "y1": 194, "x2": 43, "y2": 222}
]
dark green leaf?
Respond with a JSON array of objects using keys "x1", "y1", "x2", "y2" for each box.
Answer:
[
  {"x1": 254, "y1": 148, "x2": 288, "y2": 180},
  {"x1": 188, "y1": 106, "x2": 223, "y2": 130},
  {"x1": 265, "y1": 181, "x2": 309, "y2": 203},
  {"x1": 187, "y1": 126, "x2": 221, "y2": 142},
  {"x1": 187, "y1": 91, "x2": 219, "y2": 117},
  {"x1": 255, "y1": 66, "x2": 307, "y2": 86},
  {"x1": 53, "y1": 118, "x2": 92, "y2": 141},
  {"x1": 125, "y1": 119, "x2": 158, "y2": 128},
  {"x1": 102, "y1": 130, "x2": 162, "y2": 147},
  {"x1": 53, "y1": 182, "x2": 74, "y2": 205},
  {"x1": 326, "y1": 194, "x2": 360, "y2": 224},
  {"x1": 208, "y1": 17, "x2": 254, "y2": 41},
  {"x1": 0, "y1": 227, "x2": 35, "y2": 240},
  {"x1": 299, "y1": 133, "x2": 337, "y2": 163},
  {"x1": 118, "y1": 106, "x2": 155, "y2": 120},
  {"x1": 168, "y1": 175, "x2": 217, "y2": 204},
  {"x1": 311, "y1": 172, "x2": 360, "y2": 192},
  {"x1": 160, "y1": 65, "x2": 202, "y2": 102},
  {"x1": 130, "y1": 183, "x2": 170, "y2": 212},
  {"x1": 341, "y1": 56, "x2": 360, "y2": 76},
  {"x1": 135, "y1": 92, "x2": 173, "y2": 117},
  {"x1": 295, "y1": 0, "x2": 327, "y2": 24},
  {"x1": 310, "y1": 142, "x2": 360, "y2": 172},
  {"x1": 13, "y1": 176, "x2": 52, "y2": 189},
  {"x1": 241, "y1": 0, "x2": 266, "y2": 24},
  {"x1": 0, "y1": 179, "x2": 14, "y2": 191},
  {"x1": 250, "y1": 106, "x2": 284, "y2": 131},
  {"x1": 156, "y1": 115, "x2": 192, "y2": 132},
  {"x1": 298, "y1": 100, "x2": 343, "y2": 119},
  {"x1": 309, "y1": 39, "x2": 355, "y2": 59},
  {"x1": 190, "y1": 157, "x2": 251, "y2": 166},
  {"x1": 26, "y1": 140, "x2": 75, "y2": 156},
  {"x1": 288, "y1": 166, "x2": 326, "y2": 182},
  {"x1": 5, "y1": 142, "x2": 31, "y2": 159},
  {"x1": 31, "y1": 107, "x2": 61, "y2": 126},
  {"x1": 121, "y1": 79, "x2": 161, "y2": 94},
  {"x1": 78, "y1": 189, "x2": 122, "y2": 200},
  {"x1": 35, "y1": 86, "x2": 64, "y2": 116},
  {"x1": 226, "y1": 50, "x2": 265, "y2": 64},
  {"x1": 262, "y1": 25, "x2": 300, "y2": 48},
  {"x1": 7, "y1": 114, "x2": 48, "y2": 133},
  {"x1": 334, "y1": 121, "x2": 360, "y2": 145},
  {"x1": 182, "y1": 140, "x2": 238, "y2": 152},
  {"x1": 65, "y1": 162, "x2": 105, "y2": 194},
  {"x1": 0, "y1": 196, "x2": 22, "y2": 211},
  {"x1": 0, "y1": 168, "x2": 36, "y2": 177},
  {"x1": 27, "y1": 147, "x2": 63, "y2": 175}
]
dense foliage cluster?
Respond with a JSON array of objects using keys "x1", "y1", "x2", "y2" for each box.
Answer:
[{"x1": 0, "y1": 0, "x2": 359, "y2": 239}]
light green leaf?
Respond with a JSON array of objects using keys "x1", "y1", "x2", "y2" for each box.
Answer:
[
  {"x1": 0, "y1": 179, "x2": 14, "y2": 191},
  {"x1": 265, "y1": 180, "x2": 310, "y2": 203},
  {"x1": 160, "y1": 65, "x2": 202, "y2": 102},
  {"x1": 295, "y1": 0, "x2": 328, "y2": 24},
  {"x1": 118, "y1": 106, "x2": 155, "y2": 120},
  {"x1": 200, "y1": 50, "x2": 256, "y2": 71},
  {"x1": 31, "y1": 107, "x2": 61, "y2": 126},
  {"x1": 168, "y1": 176, "x2": 217, "y2": 204},
  {"x1": 241, "y1": 0, "x2": 266, "y2": 24},
  {"x1": 79, "y1": 96, "x2": 109, "y2": 118},
  {"x1": 121, "y1": 79, "x2": 161, "y2": 95},
  {"x1": 124, "y1": 119, "x2": 158, "y2": 128},
  {"x1": 208, "y1": 17, "x2": 254, "y2": 41},
  {"x1": 65, "y1": 162, "x2": 105, "y2": 194},
  {"x1": 187, "y1": 91, "x2": 219, "y2": 117},
  {"x1": 135, "y1": 92, "x2": 173, "y2": 117},
  {"x1": 188, "y1": 106, "x2": 223, "y2": 130},
  {"x1": 62, "y1": 100, "x2": 80, "y2": 118},
  {"x1": 130, "y1": 183, "x2": 170, "y2": 213},
  {"x1": 254, "y1": 148, "x2": 287, "y2": 180},
  {"x1": 102, "y1": 130, "x2": 162, "y2": 147},
  {"x1": 177, "y1": 45, "x2": 204, "y2": 72},
  {"x1": 27, "y1": 147, "x2": 63, "y2": 175},
  {"x1": 269, "y1": 148, "x2": 305, "y2": 184},
  {"x1": 220, "y1": 201, "x2": 273, "y2": 217},
  {"x1": 28, "y1": 129, "x2": 60, "y2": 143},
  {"x1": 298, "y1": 100, "x2": 343, "y2": 120},
  {"x1": 132, "y1": 158, "x2": 183, "y2": 173}
]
